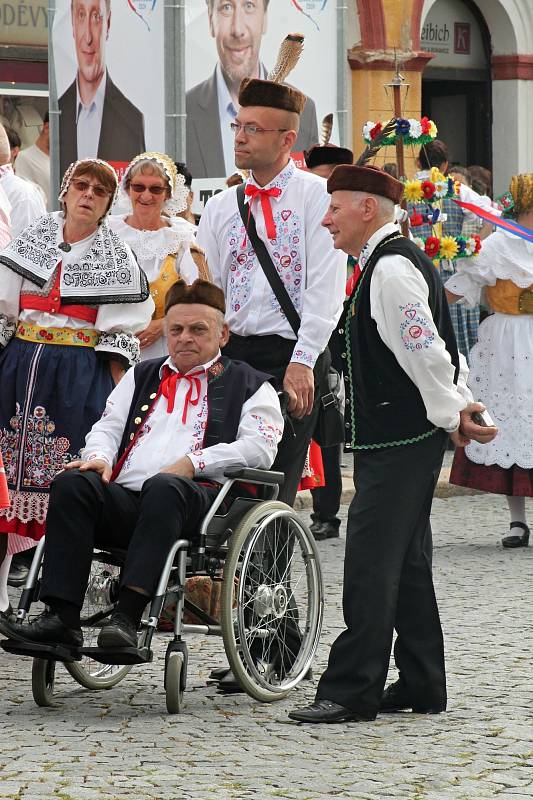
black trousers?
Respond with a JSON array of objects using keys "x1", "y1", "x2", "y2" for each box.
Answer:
[
  {"x1": 311, "y1": 444, "x2": 342, "y2": 525},
  {"x1": 316, "y1": 431, "x2": 448, "y2": 716},
  {"x1": 40, "y1": 469, "x2": 218, "y2": 608},
  {"x1": 223, "y1": 334, "x2": 329, "y2": 506}
]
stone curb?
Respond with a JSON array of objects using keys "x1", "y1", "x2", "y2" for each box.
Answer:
[{"x1": 293, "y1": 466, "x2": 479, "y2": 510}]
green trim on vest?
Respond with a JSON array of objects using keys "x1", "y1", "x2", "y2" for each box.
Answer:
[{"x1": 344, "y1": 234, "x2": 438, "y2": 451}]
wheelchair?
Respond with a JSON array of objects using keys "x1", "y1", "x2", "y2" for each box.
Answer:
[{"x1": 1, "y1": 467, "x2": 324, "y2": 714}]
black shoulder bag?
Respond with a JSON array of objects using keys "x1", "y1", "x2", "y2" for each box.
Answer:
[{"x1": 236, "y1": 184, "x2": 344, "y2": 447}]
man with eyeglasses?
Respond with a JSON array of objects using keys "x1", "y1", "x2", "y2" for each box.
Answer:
[
  {"x1": 58, "y1": 0, "x2": 146, "y2": 177},
  {"x1": 186, "y1": 0, "x2": 318, "y2": 179},
  {"x1": 197, "y1": 76, "x2": 345, "y2": 507}
]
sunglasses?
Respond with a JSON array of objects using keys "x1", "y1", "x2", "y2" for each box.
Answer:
[
  {"x1": 130, "y1": 183, "x2": 167, "y2": 196},
  {"x1": 71, "y1": 179, "x2": 111, "y2": 198}
]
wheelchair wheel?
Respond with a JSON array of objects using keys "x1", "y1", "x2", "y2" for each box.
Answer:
[
  {"x1": 221, "y1": 501, "x2": 323, "y2": 702},
  {"x1": 65, "y1": 558, "x2": 132, "y2": 690},
  {"x1": 32, "y1": 658, "x2": 56, "y2": 707},
  {"x1": 165, "y1": 651, "x2": 185, "y2": 714}
]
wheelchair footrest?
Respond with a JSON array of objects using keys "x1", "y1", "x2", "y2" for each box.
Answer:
[
  {"x1": 80, "y1": 645, "x2": 153, "y2": 665},
  {"x1": 0, "y1": 639, "x2": 81, "y2": 663}
]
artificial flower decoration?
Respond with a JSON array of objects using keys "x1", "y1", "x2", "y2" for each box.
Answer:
[
  {"x1": 424, "y1": 237, "x2": 440, "y2": 258},
  {"x1": 416, "y1": 234, "x2": 482, "y2": 263},
  {"x1": 402, "y1": 173, "x2": 459, "y2": 204},
  {"x1": 439, "y1": 236, "x2": 459, "y2": 260},
  {"x1": 362, "y1": 117, "x2": 438, "y2": 146},
  {"x1": 404, "y1": 180, "x2": 423, "y2": 203},
  {"x1": 421, "y1": 181, "x2": 435, "y2": 199}
]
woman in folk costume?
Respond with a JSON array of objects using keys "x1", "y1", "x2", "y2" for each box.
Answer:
[
  {"x1": 0, "y1": 158, "x2": 154, "y2": 621},
  {"x1": 446, "y1": 174, "x2": 533, "y2": 549},
  {"x1": 109, "y1": 152, "x2": 210, "y2": 361}
]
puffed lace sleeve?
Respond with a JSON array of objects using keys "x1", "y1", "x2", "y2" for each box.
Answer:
[
  {"x1": 94, "y1": 294, "x2": 155, "y2": 368},
  {"x1": 0, "y1": 262, "x2": 22, "y2": 348}
]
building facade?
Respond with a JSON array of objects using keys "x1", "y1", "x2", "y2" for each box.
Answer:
[{"x1": 347, "y1": 0, "x2": 533, "y2": 193}]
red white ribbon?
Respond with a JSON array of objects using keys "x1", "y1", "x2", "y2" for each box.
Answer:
[
  {"x1": 161, "y1": 365, "x2": 204, "y2": 423},
  {"x1": 244, "y1": 184, "x2": 282, "y2": 243}
]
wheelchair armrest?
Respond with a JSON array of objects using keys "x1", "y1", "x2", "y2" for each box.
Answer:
[{"x1": 223, "y1": 467, "x2": 285, "y2": 485}]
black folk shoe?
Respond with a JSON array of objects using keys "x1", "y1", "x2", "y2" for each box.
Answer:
[
  {"x1": 97, "y1": 612, "x2": 138, "y2": 648},
  {"x1": 0, "y1": 610, "x2": 82, "y2": 649},
  {"x1": 502, "y1": 521, "x2": 530, "y2": 549},
  {"x1": 380, "y1": 680, "x2": 446, "y2": 714},
  {"x1": 288, "y1": 699, "x2": 376, "y2": 724}
]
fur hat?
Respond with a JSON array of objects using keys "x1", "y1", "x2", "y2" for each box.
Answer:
[
  {"x1": 304, "y1": 144, "x2": 354, "y2": 170},
  {"x1": 238, "y1": 78, "x2": 306, "y2": 115},
  {"x1": 164, "y1": 279, "x2": 225, "y2": 316},
  {"x1": 327, "y1": 164, "x2": 403, "y2": 204}
]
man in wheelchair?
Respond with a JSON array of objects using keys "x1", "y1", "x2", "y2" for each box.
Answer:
[{"x1": 0, "y1": 279, "x2": 283, "y2": 655}]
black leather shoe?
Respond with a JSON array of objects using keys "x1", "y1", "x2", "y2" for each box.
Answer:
[
  {"x1": 380, "y1": 680, "x2": 446, "y2": 714},
  {"x1": 311, "y1": 521, "x2": 340, "y2": 541},
  {"x1": 0, "y1": 610, "x2": 82, "y2": 648},
  {"x1": 7, "y1": 562, "x2": 29, "y2": 588},
  {"x1": 502, "y1": 521, "x2": 530, "y2": 549},
  {"x1": 288, "y1": 699, "x2": 375, "y2": 723},
  {"x1": 97, "y1": 612, "x2": 138, "y2": 648}
]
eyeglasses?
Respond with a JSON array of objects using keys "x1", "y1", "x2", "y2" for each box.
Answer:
[
  {"x1": 129, "y1": 183, "x2": 167, "y2": 196},
  {"x1": 71, "y1": 179, "x2": 111, "y2": 198},
  {"x1": 230, "y1": 123, "x2": 288, "y2": 136}
]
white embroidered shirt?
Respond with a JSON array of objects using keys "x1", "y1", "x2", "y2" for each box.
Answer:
[
  {"x1": 363, "y1": 223, "x2": 473, "y2": 433},
  {"x1": 197, "y1": 159, "x2": 345, "y2": 368},
  {"x1": 82, "y1": 352, "x2": 284, "y2": 490}
]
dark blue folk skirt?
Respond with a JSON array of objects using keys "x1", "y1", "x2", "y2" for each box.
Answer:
[{"x1": 0, "y1": 337, "x2": 114, "y2": 550}]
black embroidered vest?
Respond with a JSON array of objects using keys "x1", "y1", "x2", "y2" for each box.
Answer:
[
  {"x1": 338, "y1": 233, "x2": 460, "y2": 450},
  {"x1": 116, "y1": 356, "x2": 272, "y2": 464}
]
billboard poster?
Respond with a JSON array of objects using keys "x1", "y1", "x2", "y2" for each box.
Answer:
[
  {"x1": 185, "y1": 0, "x2": 337, "y2": 211},
  {"x1": 52, "y1": 0, "x2": 165, "y2": 182}
]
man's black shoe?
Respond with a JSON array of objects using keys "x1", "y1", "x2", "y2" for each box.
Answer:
[
  {"x1": 0, "y1": 610, "x2": 82, "y2": 648},
  {"x1": 97, "y1": 612, "x2": 138, "y2": 648},
  {"x1": 288, "y1": 699, "x2": 375, "y2": 723},
  {"x1": 380, "y1": 680, "x2": 446, "y2": 714},
  {"x1": 7, "y1": 562, "x2": 29, "y2": 588},
  {"x1": 311, "y1": 521, "x2": 340, "y2": 541}
]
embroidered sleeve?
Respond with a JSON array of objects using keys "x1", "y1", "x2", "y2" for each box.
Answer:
[
  {"x1": 95, "y1": 331, "x2": 141, "y2": 367},
  {"x1": 186, "y1": 383, "x2": 284, "y2": 483},
  {"x1": 372, "y1": 257, "x2": 467, "y2": 433}
]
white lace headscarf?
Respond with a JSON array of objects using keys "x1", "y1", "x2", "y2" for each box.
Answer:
[
  {"x1": 58, "y1": 158, "x2": 119, "y2": 218},
  {"x1": 120, "y1": 152, "x2": 189, "y2": 217}
]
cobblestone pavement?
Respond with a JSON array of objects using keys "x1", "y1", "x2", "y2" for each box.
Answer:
[{"x1": 1, "y1": 493, "x2": 532, "y2": 800}]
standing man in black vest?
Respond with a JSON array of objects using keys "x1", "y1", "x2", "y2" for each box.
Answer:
[
  {"x1": 0, "y1": 280, "x2": 283, "y2": 652},
  {"x1": 289, "y1": 165, "x2": 498, "y2": 724}
]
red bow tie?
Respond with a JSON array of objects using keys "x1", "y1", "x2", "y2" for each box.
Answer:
[
  {"x1": 160, "y1": 365, "x2": 204, "y2": 423},
  {"x1": 244, "y1": 183, "x2": 282, "y2": 242}
]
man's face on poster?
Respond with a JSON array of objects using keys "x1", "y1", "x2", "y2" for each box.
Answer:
[
  {"x1": 209, "y1": 0, "x2": 267, "y2": 85},
  {"x1": 72, "y1": 0, "x2": 110, "y2": 85}
]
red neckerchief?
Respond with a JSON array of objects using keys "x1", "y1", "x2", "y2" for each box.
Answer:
[
  {"x1": 345, "y1": 263, "x2": 362, "y2": 297},
  {"x1": 160, "y1": 364, "x2": 204, "y2": 424},
  {"x1": 244, "y1": 183, "x2": 282, "y2": 243}
]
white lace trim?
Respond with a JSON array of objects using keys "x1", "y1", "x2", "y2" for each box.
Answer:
[
  {"x1": 109, "y1": 215, "x2": 195, "y2": 262},
  {"x1": 0, "y1": 490, "x2": 49, "y2": 524},
  {"x1": 466, "y1": 314, "x2": 533, "y2": 468}
]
